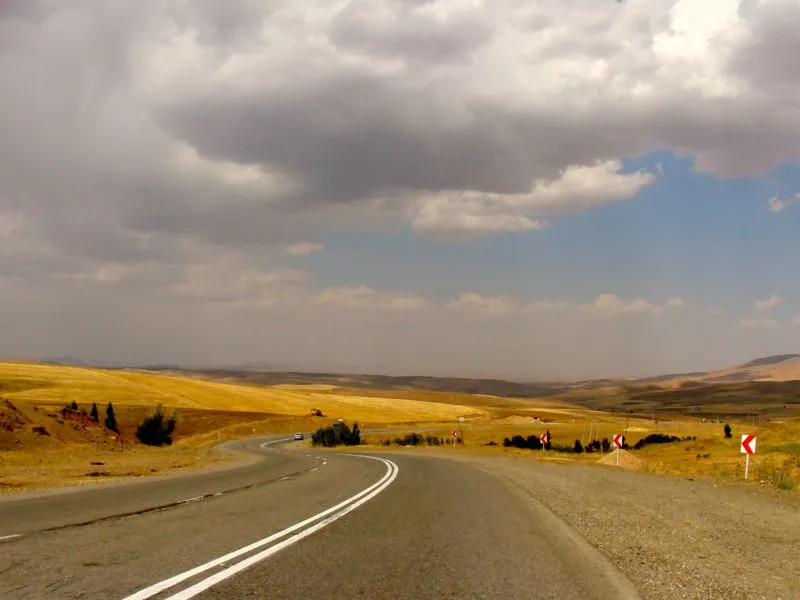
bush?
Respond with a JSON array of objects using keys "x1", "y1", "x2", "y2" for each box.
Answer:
[
  {"x1": 584, "y1": 439, "x2": 601, "y2": 453},
  {"x1": 724, "y1": 423, "x2": 732, "y2": 438},
  {"x1": 601, "y1": 437, "x2": 611, "y2": 453},
  {"x1": 90, "y1": 403, "x2": 99, "y2": 423},
  {"x1": 632, "y1": 433, "x2": 688, "y2": 450},
  {"x1": 573, "y1": 439, "x2": 584, "y2": 453},
  {"x1": 70, "y1": 401, "x2": 78, "y2": 411},
  {"x1": 135, "y1": 404, "x2": 177, "y2": 446},
  {"x1": 501, "y1": 432, "x2": 548, "y2": 451},
  {"x1": 311, "y1": 422, "x2": 361, "y2": 447}
]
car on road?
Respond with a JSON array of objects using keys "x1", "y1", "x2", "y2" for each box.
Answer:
[{"x1": 293, "y1": 432, "x2": 304, "y2": 440}]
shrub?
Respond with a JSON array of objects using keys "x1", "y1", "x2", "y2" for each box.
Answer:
[
  {"x1": 70, "y1": 401, "x2": 78, "y2": 411},
  {"x1": 632, "y1": 433, "x2": 685, "y2": 450},
  {"x1": 135, "y1": 404, "x2": 177, "y2": 446},
  {"x1": 90, "y1": 403, "x2": 99, "y2": 423},
  {"x1": 573, "y1": 439, "x2": 584, "y2": 453},
  {"x1": 601, "y1": 437, "x2": 611, "y2": 453},
  {"x1": 724, "y1": 423, "x2": 732, "y2": 438},
  {"x1": 585, "y1": 439, "x2": 601, "y2": 453},
  {"x1": 104, "y1": 402, "x2": 118, "y2": 433},
  {"x1": 311, "y1": 422, "x2": 361, "y2": 447}
]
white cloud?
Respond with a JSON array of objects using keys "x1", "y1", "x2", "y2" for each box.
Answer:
[
  {"x1": 446, "y1": 293, "x2": 516, "y2": 318},
  {"x1": 316, "y1": 285, "x2": 429, "y2": 312},
  {"x1": 581, "y1": 293, "x2": 665, "y2": 316},
  {"x1": 753, "y1": 295, "x2": 780, "y2": 312},
  {"x1": 284, "y1": 242, "x2": 324, "y2": 256},
  {"x1": 736, "y1": 317, "x2": 780, "y2": 330},
  {"x1": 767, "y1": 193, "x2": 800, "y2": 213},
  {"x1": 666, "y1": 297, "x2": 686, "y2": 308},
  {"x1": 412, "y1": 161, "x2": 654, "y2": 234}
]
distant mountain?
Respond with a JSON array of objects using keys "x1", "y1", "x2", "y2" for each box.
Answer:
[
  {"x1": 741, "y1": 354, "x2": 800, "y2": 368},
  {"x1": 38, "y1": 355, "x2": 91, "y2": 367}
]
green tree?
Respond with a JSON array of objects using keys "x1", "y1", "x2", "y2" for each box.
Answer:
[
  {"x1": 573, "y1": 439, "x2": 584, "y2": 453},
  {"x1": 135, "y1": 405, "x2": 177, "y2": 446},
  {"x1": 70, "y1": 401, "x2": 78, "y2": 411},
  {"x1": 90, "y1": 403, "x2": 99, "y2": 423},
  {"x1": 724, "y1": 423, "x2": 732, "y2": 439},
  {"x1": 105, "y1": 402, "x2": 118, "y2": 433}
]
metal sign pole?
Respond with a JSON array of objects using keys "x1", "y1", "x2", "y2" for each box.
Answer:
[{"x1": 745, "y1": 453, "x2": 750, "y2": 480}]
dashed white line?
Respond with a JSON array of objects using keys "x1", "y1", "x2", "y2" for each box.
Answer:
[
  {"x1": 121, "y1": 456, "x2": 398, "y2": 600},
  {"x1": 279, "y1": 476, "x2": 291, "y2": 481},
  {"x1": 0, "y1": 534, "x2": 21, "y2": 541},
  {"x1": 310, "y1": 467, "x2": 318, "y2": 472}
]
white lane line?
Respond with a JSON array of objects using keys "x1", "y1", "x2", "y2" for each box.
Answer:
[
  {"x1": 163, "y1": 457, "x2": 398, "y2": 600},
  {"x1": 259, "y1": 438, "x2": 292, "y2": 449},
  {"x1": 121, "y1": 455, "x2": 397, "y2": 600},
  {"x1": 279, "y1": 476, "x2": 291, "y2": 481},
  {"x1": 310, "y1": 467, "x2": 318, "y2": 472},
  {"x1": 0, "y1": 534, "x2": 21, "y2": 541}
]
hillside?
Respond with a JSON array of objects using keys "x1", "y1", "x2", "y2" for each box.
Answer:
[{"x1": 0, "y1": 362, "x2": 484, "y2": 423}]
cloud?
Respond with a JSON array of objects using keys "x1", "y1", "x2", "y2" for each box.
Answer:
[
  {"x1": 767, "y1": 193, "x2": 800, "y2": 213},
  {"x1": 736, "y1": 317, "x2": 780, "y2": 330},
  {"x1": 411, "y1": 160, "x2": 654, "y2": 234},
  {"x1": 1, "y1": 1, "x2": 799, "y2": 376},
  {"x1": 753, "y1": 295, "x2": 780, "y2": 312},
  {"x1": 316, "y1": 285, "x2": 429, "y2": 312},
  {"x1": 446, "y1": 293, "x2": 516, "y2": 318},
  {"x1": 284, "y1": 242, "x2": 325, "y2": 256},
  {"x1": 579, "y1": 293, "x2": 685, "y2": 317},
  {"x1": 666, "y1": 297, "x2": 686, "y2": 308},
  {"x1": 791, "y1": 314, "x2": 800, "y2": 327}
]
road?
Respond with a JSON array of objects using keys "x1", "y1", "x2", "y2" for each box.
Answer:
[{"x1": 0, "y1": 436, "x2": 641, "y2": 599}]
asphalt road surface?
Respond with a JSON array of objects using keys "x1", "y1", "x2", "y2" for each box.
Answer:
[{"x1": 0, "y1": 437, "x2": 641, "y2": 599}]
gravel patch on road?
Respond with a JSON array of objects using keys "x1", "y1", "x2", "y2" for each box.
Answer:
[{"x1": 459, "y1": 454, "x2": 799, "y2": 600}]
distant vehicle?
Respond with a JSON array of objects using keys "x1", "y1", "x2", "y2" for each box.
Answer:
[{"x1": 293, "y1": 432, "x2": 304, "y2": 440}]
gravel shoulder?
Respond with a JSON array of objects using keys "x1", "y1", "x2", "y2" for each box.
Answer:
[{"x1": 447, "y1": 452, "x2": 799, "y2": 600}]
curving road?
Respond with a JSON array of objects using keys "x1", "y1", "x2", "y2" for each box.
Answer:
[{"x1": 0, "y1": 436, "x2": 641, "y2": 599}]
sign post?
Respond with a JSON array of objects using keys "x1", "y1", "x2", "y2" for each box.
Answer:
[
  {"x1": 451, "y1": 430, "x2": 457, "y2": 447},
  {"x1": 740, "y1": 434, "x2": 757, "y2": 479},
  {"x1": 613, "y1": 433, "x2": 624, "y2": 466},
  {"x1": 539, "y1": 433, "x2": 548, "y2": 453}
]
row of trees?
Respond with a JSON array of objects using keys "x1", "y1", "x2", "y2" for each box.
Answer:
[{"x1": 63, "y1": 401, "x2": 176, "y2": 446}]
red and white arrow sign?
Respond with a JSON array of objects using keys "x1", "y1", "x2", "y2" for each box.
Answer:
[
  {"x1": 613, "y1": 434, "x2": 623, "y2": 448},
  {"x1": 740, "y1": 434, "x2": 757, "y2": 455},
  {"x1": 451, "y1": 430, "x2": 457, "y2": 439},
  {"x1": 539, "y1": 433, "x2": 548, "y2": 445}
]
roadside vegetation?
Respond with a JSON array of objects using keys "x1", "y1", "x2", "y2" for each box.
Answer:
[
  {"x1": 135, "y1": 404, "x2": 178, "y2": 446},
  {"x1": 311, "y1": 421, "x2": 361, "y2": 447}
]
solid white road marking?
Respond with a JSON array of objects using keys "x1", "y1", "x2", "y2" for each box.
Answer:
[
  {"x1": 121, "y1": 455, "x2": 398, "y2": 600},
  {"x1": 259, "y1": 438, "x2": 293, "y2": 449},
  {"x1": 163, "y1": 457, "x2": 398, "y2": 600},
  {"x1": 0, "y1": 534, "x2": 21, "y2": 541}
]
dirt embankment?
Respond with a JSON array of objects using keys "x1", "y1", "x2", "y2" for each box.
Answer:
[{"x1": 459, "y1": 453, "x2": 799, "y2": 600}]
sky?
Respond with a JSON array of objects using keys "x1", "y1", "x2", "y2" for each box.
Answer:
[{"x1": 1, "y1": 0, "x2": 799, "y2": 380}]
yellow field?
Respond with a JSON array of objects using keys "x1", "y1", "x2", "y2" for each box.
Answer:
[{"x1": 0, "y1": 362, "x2": 484, "y2": 423}]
